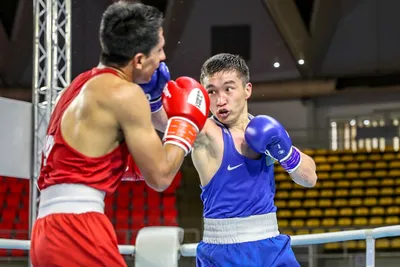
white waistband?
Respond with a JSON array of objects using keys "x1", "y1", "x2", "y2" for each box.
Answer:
[
  {"x1": 202, "y1": 213, "x2": 280, "y2": 244},
  {"x1": 37, "y1": 184, "x2": 106, "y2": 219}
]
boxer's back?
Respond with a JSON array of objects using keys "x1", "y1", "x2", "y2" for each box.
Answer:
[{"x1": 37, "y1": 67, "x2": 130, "y2": 194}]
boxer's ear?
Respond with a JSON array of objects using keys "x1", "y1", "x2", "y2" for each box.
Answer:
[
  {"x1": 244, "y1": 83, "x2": 252, "y2": 100},
  {"x1": 132, "y1": 53, "x2": 145, "y2": 70}
]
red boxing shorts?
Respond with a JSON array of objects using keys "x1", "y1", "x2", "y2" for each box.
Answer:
[{"x1": 30, "y1": 212, "x2": 127, "y2": 267}]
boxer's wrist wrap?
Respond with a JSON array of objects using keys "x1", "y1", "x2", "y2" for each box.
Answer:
[
  {"x1": 162, "y1": 117, "x2": 199, "y2": 156},
  {"x1": 150, "y1": 96, "x2": 162, "y2": 113},
  {"x1": 280, "y1": 147, "x2": 301, "y2": 173}
]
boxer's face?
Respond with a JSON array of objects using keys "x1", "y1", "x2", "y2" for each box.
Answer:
[
  {"x1": 204, "y1": 70, "x2": 252, "y2": 125},
  {"x1": 132, "y1": 28, "x2": 166, "y2": 83}
]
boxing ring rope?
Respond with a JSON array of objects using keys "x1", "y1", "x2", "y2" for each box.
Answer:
[{"x1": 0, "y1": 225, "x2": 399, "y2": 266}]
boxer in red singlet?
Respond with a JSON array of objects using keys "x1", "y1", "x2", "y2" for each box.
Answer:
[{"x1": 29, "y1": 2, "x2": 210, "y2": 266}]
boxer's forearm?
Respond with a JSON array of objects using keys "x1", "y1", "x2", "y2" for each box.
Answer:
[
  {"x1": 289, "y1": 150, "x2": 317, "y2": 187},
  {"x1": 151, "y1": 107, "x2": 168, "y2": 132}
]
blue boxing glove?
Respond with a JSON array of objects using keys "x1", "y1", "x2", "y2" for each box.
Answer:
[
  {"x1": 139, "y1": 62, "x2": 170, "y2": 113},
  {"x1": 245, "y1": 115, "x2": 301, "y2": 173}
]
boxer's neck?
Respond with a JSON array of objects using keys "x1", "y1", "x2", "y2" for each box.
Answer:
[{"x1": 228, "y1": 111, "x2": 250, "y2": 132}]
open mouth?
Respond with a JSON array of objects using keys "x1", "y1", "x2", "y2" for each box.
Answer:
[{"x1": 217, "y1": 109, "x2": 230, "y2": 118}]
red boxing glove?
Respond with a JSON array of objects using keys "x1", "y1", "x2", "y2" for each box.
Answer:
[{"x1": 162, "y1": 77, "x2": 210, "y2": 155}]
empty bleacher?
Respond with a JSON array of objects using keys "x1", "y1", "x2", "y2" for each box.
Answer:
[{"x1": 275, "y1": 148, "x2": 400, "y2": 251}]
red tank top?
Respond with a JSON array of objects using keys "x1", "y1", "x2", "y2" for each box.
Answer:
[{"x1": 37, "y1": 67, "x2": 130, "y2": 194}]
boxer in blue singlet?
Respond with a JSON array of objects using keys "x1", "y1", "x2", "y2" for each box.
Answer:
[{"x1": 191, "y1": 53, "x2": 318, "y2": 266}]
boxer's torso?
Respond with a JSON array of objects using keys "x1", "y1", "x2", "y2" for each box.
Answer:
[
  {"x1": 37, "y1": 67, "x2": 130, "y2": 195},
  {"x1": 192, "y1": 116, "x2": 277, "y2": 219}
]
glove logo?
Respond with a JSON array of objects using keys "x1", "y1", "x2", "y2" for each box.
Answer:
[
  {"x1": 145, "y1": 93, "x2": 151, "y2": 101},
  {"x1": 163, "y1": 84, "x2": 171, "y2": 98},
  {"x1": 187, "y1": 88, "x2": 206, "y2": 115}
]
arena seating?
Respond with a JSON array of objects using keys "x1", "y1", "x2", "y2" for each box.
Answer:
[
  {"x1": 0, "y1": 172, "x2": 181, "y2": 257},
  {"x1": 275, "y1": 148, "x2": 400, "y2": 251}
]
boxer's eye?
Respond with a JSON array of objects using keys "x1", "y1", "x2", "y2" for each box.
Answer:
[
  {"x1": 207, "y1": 90, "x2": 216, "y2": 95},
  {"x1": 226, "y1": 87, "x2": 234, "y2": 92}
]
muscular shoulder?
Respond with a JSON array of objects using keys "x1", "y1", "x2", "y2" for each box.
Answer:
[{"x1": 193, "y1": 118, "x2": 219, "y2": 148}]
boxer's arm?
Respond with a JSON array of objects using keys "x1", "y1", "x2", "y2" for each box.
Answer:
[
  {"x1": 288, "y1": 148, "x2": 317, "y2": 187},
  {"x1": 111, "y1": 83, "x2": 184, "y2": 192},
  {"x1": 151, "y1": 107, "x2": 168, "y2": 132}
]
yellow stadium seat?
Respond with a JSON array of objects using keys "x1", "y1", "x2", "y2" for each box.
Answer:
[
  {"x1": 314, "y1": 156, "x2": 327, "y2": 164},
  {"x1": 366, "y1": 179, "x2": 379, "y2": 187},
  {"x1": 360, "y1": 162, "x2": 374, "y2": 170},
  {"x1": 346, "y1": 162, "x2": 359, "y2": 170},
  {"x1": 385, "y1": 216, "x2": 400, "y2": 225},
  {"x1": 350, "y1": 188, "x2": 364, "y2": 197},
  {"x1": 391, "y1": 238, "x2": 400, "y2": 249},
  {"x1": 375, "y1": 161, "x2": 387, "y2": 169},
  {"x1": 365, "y1": 188, "x2": 379, "y2": 196},
  {"x1": 351, "y1": 180, "x2": 364, "y2": 187},
  {"x1": 381, "y1": 178, "x2": 395, "y2": 186},
  {"x1": 275, "y1": 165, "x2": 286, "y2": 173},
  {"x1": 321, "y1": 218, "x2": 336, "y2": 227},
  {"x1": 332, "y1": 163, "x2": 345, "y2": 171},
  {"x1": 275, "y1": 191, "x2": 289, "y2": 199},
  {"x1": 303, "y1": 199, "x2": 317, "y2": 208},
  {"x1": 288, "y1": 200, "x2": 302, "y2": 208},
  {"x1": 281, "y1": 229, "x2": 294, "y2": 236},
  {"x1": 360, "y1": 170, "x2": 373, "y2": 179},
  {"x1": 354, "y1": 217, "x2": 368, "y2": 226},
  {"x1": 311, "y1": 228, "x2": 325, "y2": 234},
  {"x1": 370, "y1": 207, "x2": 385, "y2": 216},
  {"x1": 364, "y1": 197, "x2": 377, "y2": 206},
  {"x1": 345, "y1": 171, "x2": 359, "y2": 179},
  {"x1": 279, "y1": 182, "x2": 292, "y2": 189},
  {"x1": 318, "y1": 164, "x2": 331, "y2": 171},
  {"x1": 320, "y1": 189, "x2": 334, "y2": 198},
  {"x1": 295, "y1": 229, "x2": 310, "y2": 235},
  {"x1": 318, "y1": 199, "x2": 332, "y2": 208},
  {"x1": 327, "y1": 155, "x2": 340, "y2": 163},
  {"x1": 315, "y1": 149, "x2": 328, "y2": 155},
  {"x1": 339, "y1": 208, "x2": 353, "y2": 216},
  {"x1": 275, "y1": 172, "x2": 288, "y2": 181},
  {"x1": 395, "y1": 187, "x2": 400, "y2": 195},
  {"x1": 357, "y1": 241, "x2": 366, "y2": 249},
  {"x1": 355, "y1": 207, "x2": 369, "y2": 216},
  {"x1": 321, "y1": 181, "x2": 335, "y2": 188},
  {"x1": 324, "y1": 243, "x2": 341, "y2": 250},
  {"x1": 309, "y1": 209, "x2": 323, "y2": 217},
  {"x1": 334, "y1": 199, "x2": 348, "y2": 207},
  {"x1": 381, "y1": 187, "x2": 394, "y2": 196},
  {"x1": 376, "y1": 239, "x2": 390, "y2": 249},
  {"x1": 317, "y1": 172, "x2": 329, "y2": 180},
  {"x1": 383, "y1": 153, "x2": 396, "y2": 161},
  {"x1": 324, "y1": 208, "x2": 338, "y2": 217},
  {"x1": 388, "y1": 169, "x2": 400, "y2": 177},
  {"x1": 336, "y1": 180, "x2": 350, "y2": 188},
  {"x1": 369, "y1": 217, "x2": 384, "y2": 226},
  {"x1": 331, "y1": 172, "x2": 344, "y2": 179},
  {"x1": 387, "y1": 206, "x2": 400, "y2": 215},
  {"x1": 374, "y1": 170, "x2": 387, "y2": 178},
  {"x1": 389, "y1": 160, "x2": 400, "y2": 168},
  {"x1": 274, "y1": 200, "x2": 287, "y2": 208},
  {"x1": 345, "y1": 241, "x2": 357, "y2": 249},
  {"x1": 340, "y1": 155, "x2": 354, "y2": 162},
  {"x1": 305, "y1": 190, "x2": 319, "y2": 198},
  {"x1": 290, "y1": 219, "x2": 304, "y2": 228},
  {"x1": 328, "y1": 228, "x2": 341, "y2": 233},
  {"x1": 355, "y1": 154, "x2": 368, "y2": 161},
  {"x1": 279, "y1": 220, "x2": 289, "y2": 228},
  {"x1": 293, "y1": 209, "x2": 307, "y2": 217},
  {"x1": 306, "y1": 219, "x2": 320, "y2": 228},
  {"x1": 368, "y1": 153, "x2": 381, "y2": 161},
  {"x1": 379, "y1": 197, "x2": 393, "y2": 206},
  {"x1": 349, "y1": 198, "x2": 362, "y2": 207},
  {"x1": 277, "y1": 209, "x2": 292, "y2": 218},
  {"x1": 302, "y1": 149, "x2": 314, "y2": 156},
  {"x1": 290, "y1": 190, "x2": 304, "y2": 198},
  {"x1": 335, "y1": 189, "x2": 349, "y2": 197},
  {"x1": 338, "y1": 218, "x2": 352, "y2": 227},
  {"x1": 396, "y1": 197, "x2": 400, "y2": 205}
]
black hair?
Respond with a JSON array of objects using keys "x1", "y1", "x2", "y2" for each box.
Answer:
[
  {"x1": 200, "y1": 53, "x2": 250, "y2": 85},
  {"x1": 99, "y1": 1, "x2": 163, "y2": 67}
]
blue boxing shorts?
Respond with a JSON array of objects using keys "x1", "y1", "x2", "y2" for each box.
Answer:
[{"x1": 196, "y1": 214, "x2": 300, "y2": 267}]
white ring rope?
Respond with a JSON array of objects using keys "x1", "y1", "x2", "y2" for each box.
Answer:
[{"x1": 0, "y1": 225, "x2": 399, "y2": 256}]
